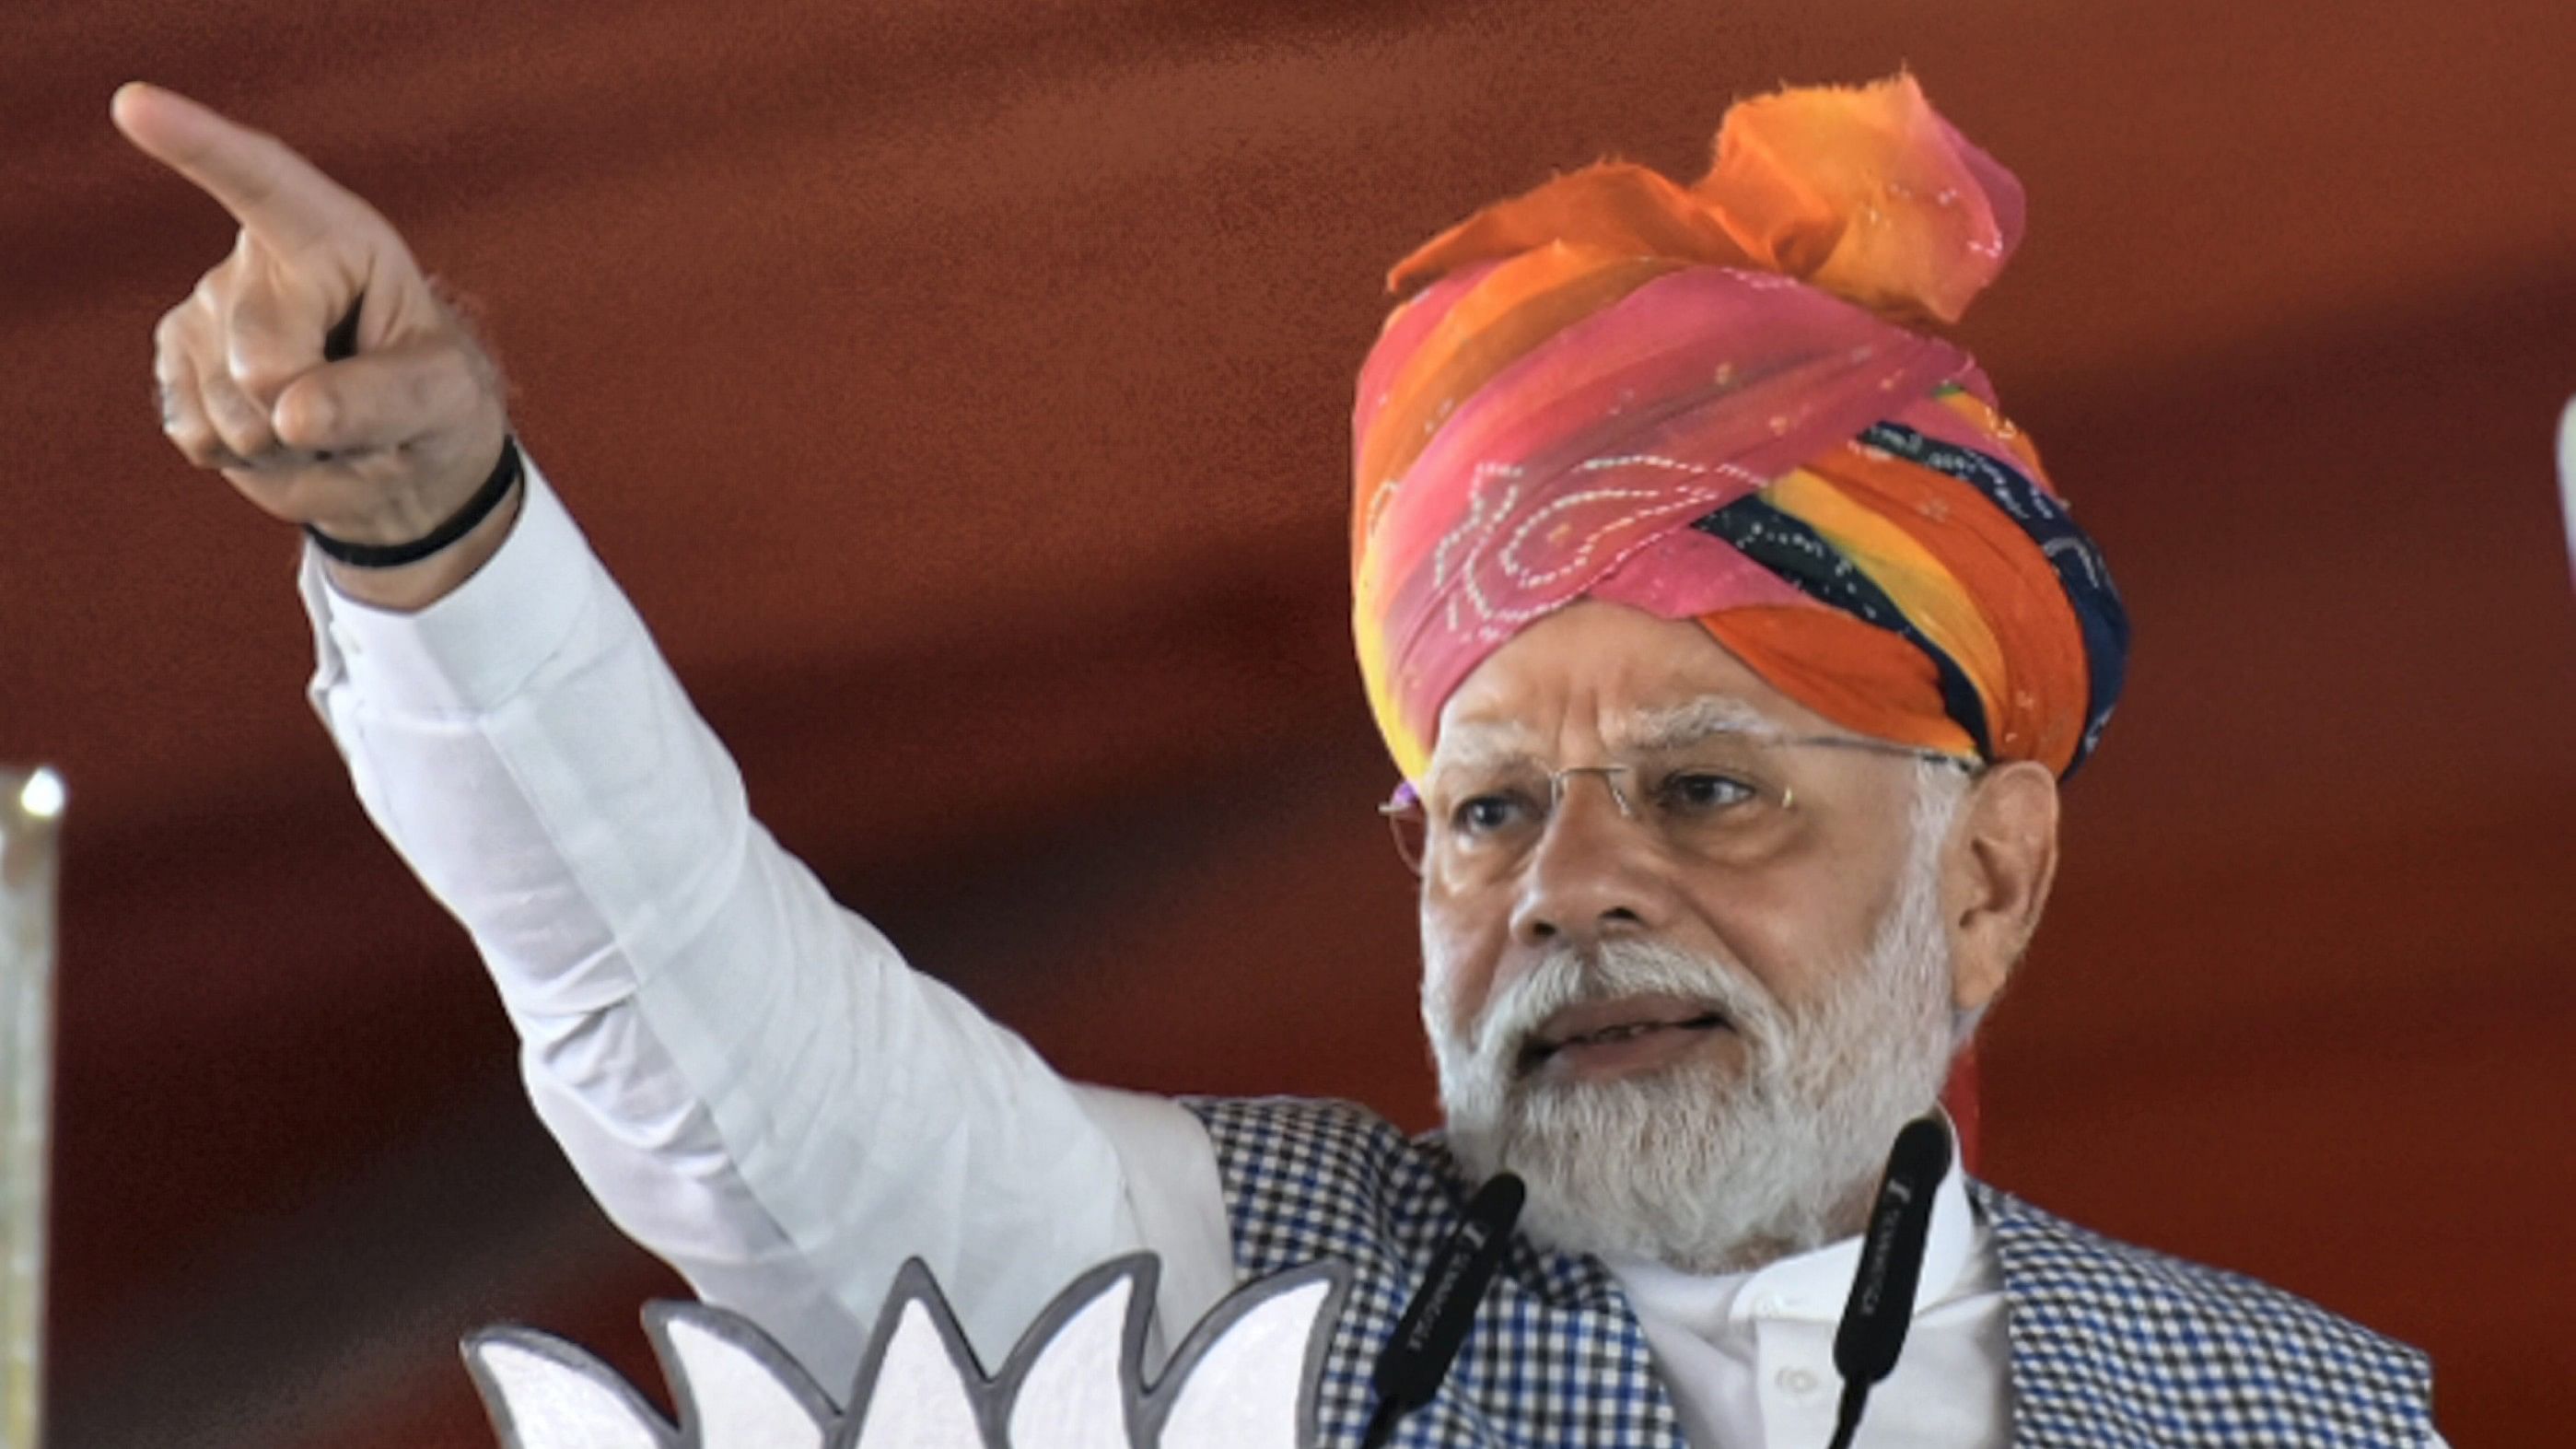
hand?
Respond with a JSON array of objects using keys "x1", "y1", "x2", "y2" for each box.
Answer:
[{"x1": 116, "y1": 82, "x2": 516, "y2": 608}]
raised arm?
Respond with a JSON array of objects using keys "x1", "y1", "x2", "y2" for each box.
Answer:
[{"x1": 116, "y1": 83, "x2": 1229, "y2": 1385}]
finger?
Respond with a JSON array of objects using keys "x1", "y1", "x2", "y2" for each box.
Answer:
[
  {"x1": 111, "y1": 82, "x2": 368, "y2": 253},
  {"x1": 157, "y1": 344, "x2": 250, "y2": 473},
  {"x1": 224, "y1": 260, "x2": 322, "y2": 410},
  {"x1": 272, "y1": 338, "x2": 480, "y2": 455},
  {"x1": 196, "y1": 349, "x2": 283, "y2": 462},
  {"x1": 155, "y1": 307, "x2": 237, "y2": 468}
]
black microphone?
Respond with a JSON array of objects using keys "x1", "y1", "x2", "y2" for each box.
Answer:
[
  {"x1": 1824, "y1": 1115, "x2": 1953, "y2": 1449},
  {"x1": 1358, "y1": 1172, "x2": 1526, "y2": 1449}
]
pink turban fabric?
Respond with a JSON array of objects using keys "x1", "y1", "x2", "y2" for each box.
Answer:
[{"x1": 1351, "y1": 75, "x2": 2127, "y2": 785}]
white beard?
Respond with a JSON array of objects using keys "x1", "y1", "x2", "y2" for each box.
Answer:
[{"x1": 1425, "y1": 792, "x2": 1963, "y2": 1274}]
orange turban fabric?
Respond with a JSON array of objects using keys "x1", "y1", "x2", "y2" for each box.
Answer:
[{"x1": 1351, "y1": 75, "x2": 2127, "y2": 785}]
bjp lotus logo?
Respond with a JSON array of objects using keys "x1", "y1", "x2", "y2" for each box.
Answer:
[{"x1": 463, "y1": 1255, "x2": 1346, "y2": 1449}]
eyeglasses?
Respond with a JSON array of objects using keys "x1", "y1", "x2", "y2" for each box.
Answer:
[{"x1": 1379, "y1": 730, "x2": 1976, "y2": 877}]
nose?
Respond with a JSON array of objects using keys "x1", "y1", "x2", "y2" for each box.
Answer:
[{"x1": 1507, "y1": 771, "x2": 1666, "y2": 948}]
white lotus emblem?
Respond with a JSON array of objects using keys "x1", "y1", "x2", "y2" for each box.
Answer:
[{"x1": 463, "y1": 1255, "x2": 1346, "y2": 1449}]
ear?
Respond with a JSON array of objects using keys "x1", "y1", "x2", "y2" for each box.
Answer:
[{"x1": 1942, "y1": 760, "x2": 2059, "y2": 1014}]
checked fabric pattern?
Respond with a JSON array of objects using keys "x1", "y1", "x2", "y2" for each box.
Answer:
[
  {"x1": 1183, "y1": 1096, "x2": 2433, "y2": 1447},
  {"x1": 1974, "y1": 1182, "x2": 2432, "y2": 1447},
  {"x1": 1184, "y1": 1096, "x2": 1684, "y2": 1446}
]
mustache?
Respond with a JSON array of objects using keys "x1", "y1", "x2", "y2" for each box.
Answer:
[{"x1": 1471, "y1": 938, "x2": 1780, "y2": 1068}]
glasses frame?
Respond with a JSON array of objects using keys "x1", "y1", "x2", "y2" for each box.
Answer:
[{"x1": 1377, "y1": 731, "x2": 1977, "y2": 876}]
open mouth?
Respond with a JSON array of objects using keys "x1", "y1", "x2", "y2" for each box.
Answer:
[{"x1": 1516, "y1": 995, "x2": 1732, "y2": 1078}]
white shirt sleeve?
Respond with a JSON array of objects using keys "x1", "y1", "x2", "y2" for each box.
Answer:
[{"x1": 298, "y1": 454, "x2": 1233, "y2": 1387}]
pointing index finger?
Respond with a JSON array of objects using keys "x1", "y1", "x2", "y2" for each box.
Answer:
[{"x1": 111, "y1": 83, "x2": 369, "y2": 253}]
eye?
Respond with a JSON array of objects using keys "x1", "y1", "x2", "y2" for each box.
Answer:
[
  {"x1": 1449, "y1": 791, "x2": 1538, "y2": 839},
  {"x1": 1655, "y1": 771, "x2": 1757, "y2": 814}
]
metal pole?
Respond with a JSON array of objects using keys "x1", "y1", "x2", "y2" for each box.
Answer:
[{"x1": 1, "y1": 767, "x2": 64, "y2": 1449}]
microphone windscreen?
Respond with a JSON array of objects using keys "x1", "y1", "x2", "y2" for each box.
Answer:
[
  {"x1": 1372, "y1": 1173, "x2": 1526, "y2": 1410},
  {"x1": 1832, "y1": 1116, "x2": 1953, "y2": 1385}
]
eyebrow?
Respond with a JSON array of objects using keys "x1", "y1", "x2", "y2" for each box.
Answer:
[
  {"x1": 1432, "y1": 697, "x2": 1788, "y2": 776},
  {"x1": 1428, "y1": 726, "x2": 1542, "y2": 778}
]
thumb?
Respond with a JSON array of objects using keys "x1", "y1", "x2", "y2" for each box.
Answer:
[{"x1": 272, "y1": 336, "x2": 484, "y2": 454}]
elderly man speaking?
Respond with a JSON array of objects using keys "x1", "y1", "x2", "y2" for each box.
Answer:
[{"x1": 118, "y1": 74, "x2": 2441, "y2": 1447}]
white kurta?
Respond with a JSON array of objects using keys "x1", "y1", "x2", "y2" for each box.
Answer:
[{"x1": 302, "y1": 450, "x2": 2059, "y2": 1447}]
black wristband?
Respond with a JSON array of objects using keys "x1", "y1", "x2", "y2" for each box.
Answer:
[{"x1": 305, "y1": 436, "x2": 524, "y2": 569}]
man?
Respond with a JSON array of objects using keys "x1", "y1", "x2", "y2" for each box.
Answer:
[{"x1": 118, "y1": 72, "x2": 2441, "y2": 1445}]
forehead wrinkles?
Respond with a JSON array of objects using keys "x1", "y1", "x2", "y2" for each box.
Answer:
[
  {"x1": 1626, "y1": 697, "x2": 1783, "y2": 750},
  {"x1": 1434, "y1": 695, "x2": 1787, "y2": 776}
]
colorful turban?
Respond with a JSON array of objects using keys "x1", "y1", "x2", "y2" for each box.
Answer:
[{"x1": 1352, "y1": 74, "x2": 2127, "y2": 785}]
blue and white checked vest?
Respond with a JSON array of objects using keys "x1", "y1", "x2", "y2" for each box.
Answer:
[{"x1": 1181, "y1": 1095, "x2": 2433, "y2": 1447}]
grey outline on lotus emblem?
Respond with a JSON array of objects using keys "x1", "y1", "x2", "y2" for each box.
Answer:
[{"x1": 463, "y1": 1254, "x2": 1349, "y2": 1449}]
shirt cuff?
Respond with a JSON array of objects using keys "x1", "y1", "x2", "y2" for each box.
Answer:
[{"x1": 300, "y1": 450, "x2": 598, "y2": 716}]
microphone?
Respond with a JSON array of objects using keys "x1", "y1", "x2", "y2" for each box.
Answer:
[
  {"x1": 1358, "y1": 1172, "x2": 1526, "y2": 1449},
  {"x1": 1824, "y1": 1115, "x2": 1953, "y2": 1449}
]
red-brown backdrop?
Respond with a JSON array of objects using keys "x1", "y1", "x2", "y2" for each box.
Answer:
[{"x1": 6, "y1": 0, "x2": 2572, "y2": 1443}]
